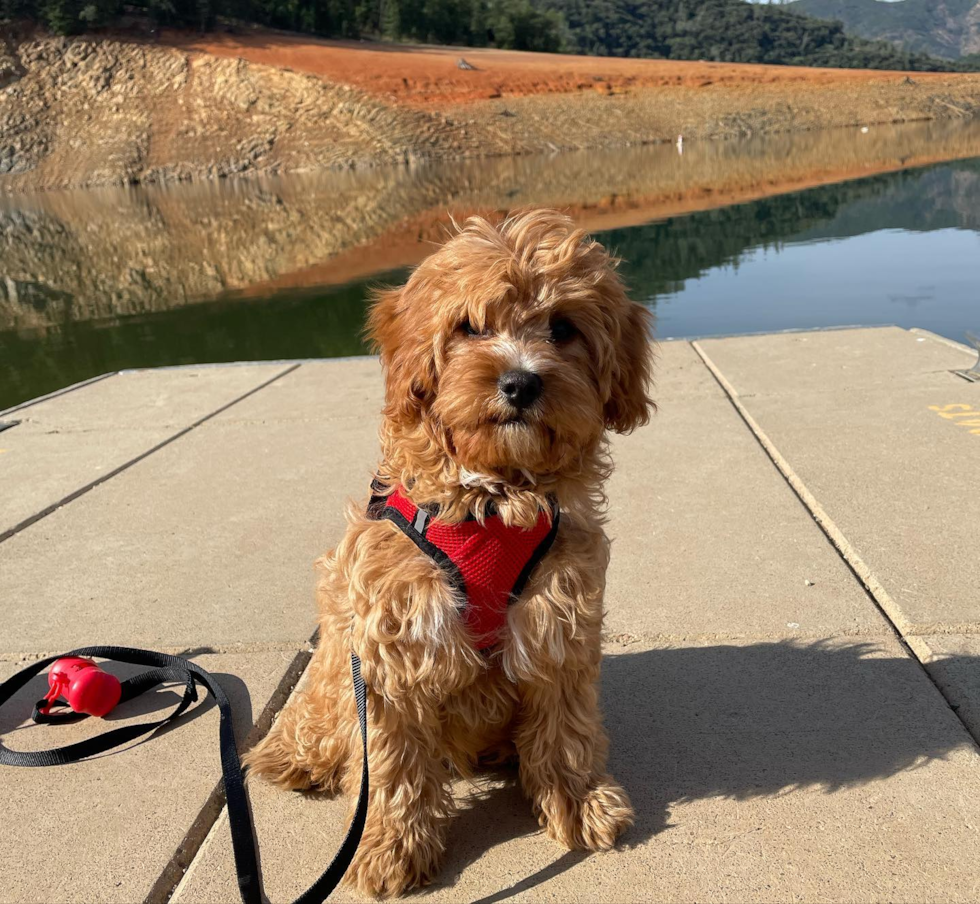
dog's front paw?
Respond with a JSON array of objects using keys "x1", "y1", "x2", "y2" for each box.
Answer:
[
  {"x1": 345, "y1": 827, "x2": 444, "y2": 899},
  {"x1": 539, "y1": 776, "x2": 634, "y2": 852},
  {"x1": 244, "y1": 717, "x2": 348, "y2": 793},
  {"x1": 243, "y1": 727, "x2": 315, "y2": 791}
]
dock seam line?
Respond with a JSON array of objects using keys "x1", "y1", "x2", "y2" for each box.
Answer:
[
  {"x1": 0, "y1": 364, "x2": 302, "y2": 547},
  {"x1": 691, "y1": 340, "x2": 980, "y2": 751},
  {"x1": 147, "y1": 628, "x2": 320, "y2": 904},
  {"x1": 0, "y1": 371, "x2": 117, "y2": 418}
]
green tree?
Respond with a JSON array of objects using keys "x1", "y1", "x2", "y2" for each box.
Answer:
[
  {"x1": 381, "y1": 0, "x2": 400, "y2": 38},
  {"x1": 5, "y1": 0, "x2": 977, "y2": 70},
  {"x1": 490, "y1": 0, "x2": 562, "y2": 51}
]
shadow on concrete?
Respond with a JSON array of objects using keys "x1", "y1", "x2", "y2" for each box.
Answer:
[
  {"x1": 436, "y1": 640, "x2": 975, "y2": 902},
  {"x1": 2, "y1": 640, "x2": 975, "y2": 900}
]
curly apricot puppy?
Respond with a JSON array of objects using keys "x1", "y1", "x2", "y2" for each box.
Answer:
[{"x1": 245, "y1": 209, "x2": 655, "y2": 897}]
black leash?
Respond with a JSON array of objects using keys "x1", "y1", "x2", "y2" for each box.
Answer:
[{"x1": 0, "y1": 645, "x2": 368, "y2": 904}]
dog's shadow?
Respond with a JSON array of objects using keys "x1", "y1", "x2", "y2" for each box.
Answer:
[
  {"x1": 425, "y1": 640, "x2": 975, "y2": 901},
  {"x1": 4, "y1": 641, "x2": 972, "y2": 901}
]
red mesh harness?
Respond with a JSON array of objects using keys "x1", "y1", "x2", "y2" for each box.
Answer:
[{"x1": 369, "y1": 484, "x2": 560, "y2": 649}]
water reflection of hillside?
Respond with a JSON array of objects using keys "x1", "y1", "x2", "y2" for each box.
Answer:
[
  {"x1": 3, "y1": 118, "x2": 980, "y2": 334},
  {"x1": 794, "y1": 160, "x2": 980, "y2": 241},
  {"x1": 610, "y1": 160, "x2": 980, "y2": 303}
]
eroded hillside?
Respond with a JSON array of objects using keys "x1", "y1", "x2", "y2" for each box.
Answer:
[
  {"x1": 3, "y1": 30, "x2": 980, "y2": 193},
  {"x1": 0, "y1": 34, "x2": 480, "y2": 192}
]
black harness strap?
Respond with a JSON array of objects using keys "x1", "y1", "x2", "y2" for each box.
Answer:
[{"x1": 0, "y1": 645, "x2": 368, "y2": 904}]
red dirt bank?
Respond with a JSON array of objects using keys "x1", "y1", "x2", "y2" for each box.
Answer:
[{"x1": 166, "y1": 29, "x2": 971, "y2": 107}]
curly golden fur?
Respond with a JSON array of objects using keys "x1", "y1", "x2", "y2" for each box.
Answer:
[{"x1": 244, "y1": 209, "x2": 656, "y2": 897}]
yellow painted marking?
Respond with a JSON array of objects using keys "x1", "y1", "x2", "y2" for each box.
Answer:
[
  {"x1": 928, "y1": 404, "x2": 980, "y2": 419},
  {"x1": 929, "y1": 405, "x2": 980, "y2": 437}
]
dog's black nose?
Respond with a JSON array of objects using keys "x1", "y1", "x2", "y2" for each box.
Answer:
[{"x1": 498, "y1": 370, "x2": 543, "y2": 410}]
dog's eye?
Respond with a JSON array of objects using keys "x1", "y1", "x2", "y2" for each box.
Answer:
[
  {"x1": 460, "y1": 319, "x2": 491, "y2": 338},
  {"x1": 550, "y1": 317, "x2": 577, "y2": 343}
]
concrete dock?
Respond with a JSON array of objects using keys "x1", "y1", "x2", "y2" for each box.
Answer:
[{"x1": 1, "y1": 325, "x2": 979, "y2": 904}]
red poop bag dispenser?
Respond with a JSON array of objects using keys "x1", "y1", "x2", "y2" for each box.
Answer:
[{"x1": 39, "y1": 657, "x2": 122, "y2": 718}]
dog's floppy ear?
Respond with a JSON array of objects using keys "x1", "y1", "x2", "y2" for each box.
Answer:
[
  {"x1": 366, "y1": 282, "x2": 438, "y2": 422},
  {"x1": 605, "y1": 301, "x2": 656, "y2": 434}
]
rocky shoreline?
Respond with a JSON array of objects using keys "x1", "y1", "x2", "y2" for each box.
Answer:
[
  {"x1": 0, "y1": 33, "x2": 481, "y2": 192},
  {"x1": 3, "y1": 32, "x2": 980, "y2": 193}
]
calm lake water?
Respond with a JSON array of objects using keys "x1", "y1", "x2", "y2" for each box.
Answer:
[{"x1": 2, "y1": 120, "x2": 979, "y2": 411}]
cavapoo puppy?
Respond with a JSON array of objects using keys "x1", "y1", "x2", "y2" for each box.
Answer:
[{"x1": 245, "y1": 209, "x2": 655, "y2": 897}]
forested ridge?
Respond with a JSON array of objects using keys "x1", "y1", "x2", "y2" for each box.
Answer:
[
  {"x1": 4, "y1": 0, "x2": 980, "y2": 71},
  {"x1": 538, "y1": 0, "x2": 980, "y2": 69},
  {"x1": 791, "y1": 0, "x2": 980, "y2": 62}
]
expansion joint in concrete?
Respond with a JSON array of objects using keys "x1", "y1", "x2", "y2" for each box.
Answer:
[
  {"x1": 691, "y1": 340, "x2": 980, "y2": 753},
  {"x1": 0, "y1": 364, "x2": 302, "y2": 547},
  {"x1": 0, "y1": 372, "x2": 117, "y2": 419},
  {"x1": 148, "y1": 628, "x2": 320, "y2": 904}
]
